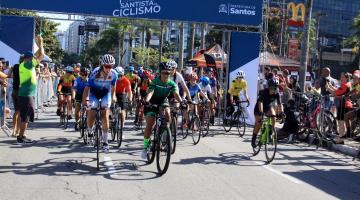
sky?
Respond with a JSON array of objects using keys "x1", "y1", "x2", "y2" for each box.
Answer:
[{"x1": 37, "y1": 12, "x2": 73, "y2": 32}]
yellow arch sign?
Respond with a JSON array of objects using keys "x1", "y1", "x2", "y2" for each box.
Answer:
[{"x1": 287, "y1": 2, "x2": 305, "y2": 22}]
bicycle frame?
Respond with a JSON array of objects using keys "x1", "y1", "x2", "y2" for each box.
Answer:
[{"x1": 260, "y1": 117, "x2": 273, "y2": 145}]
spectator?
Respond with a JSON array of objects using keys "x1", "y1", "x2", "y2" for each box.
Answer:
[
  {"x1": 326, "y1": 72, "x2": 352, "y2": 144},
  {"x1": 17, "y1": 35, "x2": 44, "y2": 144},
  {"x1": 319, "y1": 67, "x2": 337, "y2": 111},
  {"x1": 8, "y1": 56, "x2": 24, "y2": 137}
]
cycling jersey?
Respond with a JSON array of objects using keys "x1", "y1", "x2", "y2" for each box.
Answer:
[
  {"x1": 200, "y1": 84, "x2": 212, "y2": 97},
  {"x1": 254, "y1": 88, "x2": 281, "y2": 115},
  {"x1": 74, "y1": 77, "x2": 88, "y2": 94},
  {"x1": 59, "y1": 74, "x2": 75, "y2": 87},
  {"x1": 88, "y1": 67, "x2": 118, "y2": 108},
  {"x1": 126, "y1": 73, "x2": 140, "y2": 85},
  {"x1": 188, "y1": 83, "x2": 201, "y2": 99},
  {"x1": 140, "y1": 78, "x2": 151, "y2": 91},
  {"x1": 228, "y1": 79, "x2": 247, "y2": 96},
  {"x1": 209, "y1": 77, "x2": 217, "y2": 89},
  {"x1": 148, "y1": 77, "x2": 178, "y2": 105},
  {"x1": 116, "y1": 76, "x2": 131, "y2": 94}
]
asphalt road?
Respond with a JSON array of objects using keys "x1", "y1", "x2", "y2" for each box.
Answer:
[{"x1": 1, "y1": 107, "x2": 360, "y2": 200}]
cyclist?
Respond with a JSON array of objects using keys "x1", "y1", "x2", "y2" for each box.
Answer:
[
  {"x1": 82, "y1": 54, "x2": 118, "y2": 153},
  {"x1": 135, "y1": 69, "x2": 154, "y2": 124},
  {"x1": 227, "y1": 71, "x2": 250, "y2": 118},
  {"x1": 168, "y1": 60, "x2": 192, "y2": 102},
  {"x1": 182, "y1": 72, "x2": 209, "y2": 128},
  {"x1": 57, "y1": 66, "x2": 76, "y2": 120},
  {"x1": 141, "y1": 62, "x2": 184, "y2": 160},
  {"x1": 74, "y1": 63, "x2": 81, "y2": 78},
  {"x1": 115, "y1": 66, "x2": 132, "y2": 128},
  {"x1": 74, "y1": 67, "x2": 89, "y2": 131},
  {"x1": 204, "y1": 68, "x2": 217, "y2": 124},
  {"x1": 125, "y1": 66, "x2": 141, "y2": 117},
  {"x1": 251, "y1": 78, "x2": 285, "y2": 148}
]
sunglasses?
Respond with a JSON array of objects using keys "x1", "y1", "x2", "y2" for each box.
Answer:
[{"x1": 104, "y1": 65, "x2": 112, "y2": 69}]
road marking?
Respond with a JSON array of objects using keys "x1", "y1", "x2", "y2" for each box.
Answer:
[
  {"x1": 262, "y1": 164, "x2": 303, "y2": 184},
  {"x1": 104, "y1": 156, "x2": 117, "y2": 178}
]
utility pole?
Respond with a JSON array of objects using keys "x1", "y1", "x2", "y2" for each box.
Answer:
[
  {"x1": 159, "y1": 21, "x2": 164, "y2": 63},
  {"x1": 298, "y1": 0, "x2": 313, "y2": 92},
  {"x1": 200, "y1": 23, "x2": 206, "y2": 49},
  {"x1": 178, "y1": 22, "x2": 184, "y2": 71}
]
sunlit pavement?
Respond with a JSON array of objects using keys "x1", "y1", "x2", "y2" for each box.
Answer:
[{"x1": 1, "y1": 107, "x2": 360, "y2": 200}]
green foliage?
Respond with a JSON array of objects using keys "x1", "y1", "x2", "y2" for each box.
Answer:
[
  {"x1": 62, "y1": 53, "x2": 81, "y2": 66},
  {"x1": 296, "y1": 18, "x2": 317, "y2": 55},
  {"x1": 131, "y1": 47, "x2": 159, "y2": 67},
  {"x1": 345, "y1": 14, "x2": 360, "y2": 53}
]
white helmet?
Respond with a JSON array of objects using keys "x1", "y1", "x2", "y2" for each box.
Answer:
[
  {"x1": 100, "y1": 54, "x2": 115, "y2": 66},
  {"x1": 166, "y1": 60, "x2": 178, "y2": 69},
  {"x1": 236, "y1": 71, "x2": 245, "y2": 78},
  {"x1": 115, "y1": 66, "x2": 124, "y2": 76}
]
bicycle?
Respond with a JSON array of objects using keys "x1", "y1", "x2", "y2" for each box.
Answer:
[
  {"x1": 252, "y1": 115, "x2": 283, "y2": 163},
  {"x1": 180, "y1": 101, "x2": 201, "y2": 145},
  {"x1": 169, "y1": 101, "x2": 180, "y2": 154},
  {"x1": 135, "y1": 99, "x2": 145, "y2": 134},
  {"x1": 199, "y1": 100, "x2": 211, "y2": 137},
  {"x1": 223, "y1": 100, "x2": 248, "y2": 137},
  {"x1": 110, "y1": 102, "x2": 124, "y2": 148},
  {"x1": 91, "y1": 99, "x2": 105, "y2": 170},
  {"x1": 146, "y1": 104, "x2": 172, "y2": 175},
  {"x1": 59, "y1": 93, "x2": 72, "y2": 129},
  {"x1": 79, "y1": 104, "x2": 88, "y2": 144}
]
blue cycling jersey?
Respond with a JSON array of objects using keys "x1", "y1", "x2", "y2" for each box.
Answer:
[
  {"x1": 209, "y1": 77, "x2": 217, "y2": 88},
  {"x1": 74, "y1": 77, "x2": 88, "y2": 94},
  {"x1": 188, "y1": 83, "x2": 201, "y2": 98},
  {"x1": 88, "y1": 67, "x2": 118, "y2": 98}
]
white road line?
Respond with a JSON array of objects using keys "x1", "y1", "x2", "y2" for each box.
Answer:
[
  {"x1": 262, "y1": 164, "x2": 303, "y2": 184},
  {"x1": 104, "y1": 156, "x2": 117, "y2": 178}
]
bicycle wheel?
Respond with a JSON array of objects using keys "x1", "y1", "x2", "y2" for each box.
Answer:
[
  {"x1": 95, "y1": 125, "x2": 101, "y2": 170},
  {"x1": 147, "y1": 129, "x2": 156, "y2": 164},
  {"x1": 265, "y1": 126, "x2": 277, "y2": 163},
  {"x1": 180, "y1": 112, "x2": 188, "y2": 139},
  {"x1": 222, "y1": 108, "x2": 232, "y2": 132},
  {"x1": 201, "y1": 110, "x2": 210, "y2": 137},
  {"x1": 191, "y1": 116, "x2": 201, "y2": 145},
  {"x1": 236, "y1": 111, "x2": 246, "y2": 137},
  {"x1": 64, "y1": 103, "x2": 68, "y2": 129},
  {"x1": 317, "y1": 111, "x2": 337, "y2": 142},
  {"x1": 156, "y1": 126, "x2": 172, "y2": 175},
  {"x1": 116, "y1": 114, "x2": 123, "y2": 148},
  {"x1": 170, "y1": 116, "x2": 177, "y2": 154},
  {"x1": 252, "y1": 132, "x2": 262, "y2": 156}
]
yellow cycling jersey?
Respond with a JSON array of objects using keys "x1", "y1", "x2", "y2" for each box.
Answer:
[
  {"x1": 353, "y1": 83, "x2": 360, "y2": 93},
  {"x1": 228, "y1": 79, "x2": 247, "y2": 96}
]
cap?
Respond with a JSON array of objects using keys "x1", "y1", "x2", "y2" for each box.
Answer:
[{"x1": 24, "y1": 51, "x2": 34, "y2": 58}]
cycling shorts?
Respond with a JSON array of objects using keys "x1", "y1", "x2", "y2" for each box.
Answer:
[{"x1": 89, "y1": 93, "x2": 111, "y2": 109}]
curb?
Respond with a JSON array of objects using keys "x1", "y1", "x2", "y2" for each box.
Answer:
[{"x1": 308, "y1": 135, "x2": 359, "y2": 158}]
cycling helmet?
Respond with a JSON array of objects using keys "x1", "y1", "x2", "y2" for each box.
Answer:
[
  {"x1": 166, "y1": 60, "x2": 178, "y2": 69},
  {"x1": 65, "y1": 66, "x2": 74, "y2": 73},
  {"x1": 80, "y1": 67, "x2": 90, "y2": 75},
  {"x1": 100, "y1": 54, "x2": 115, "y2": 66},
  {"x1": 200, "y1": 76, "x2": 210, "y2": 86},
  {"x1": 267, "y1": 78, "x2": 279, "y2": 88},
  {"x1": 127, "y1": 66, "x2": 135, "y2": 72},
  {"x1": 189, "y1": 72, "x2": 198, "y2": 81},
  {"x1": 236, "y1": 71, "x2": 245, "y2": 78},
  {"x1": 159, "y1": 62, "x2": 173, "y2": 71},
  {"x1": 115, "y1": 66, "x2": 124, "y2": 76},
  {"x1": 143, "y1": 70, "x2": 151, "y2": 78},
  {"x1": 205, "y1": 68, "x2": 214, "y2": 73},
  {"x1": 76, "y1": 63, "x2": 82, "y2": 67}
]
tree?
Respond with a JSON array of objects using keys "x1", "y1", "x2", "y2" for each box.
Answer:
[
  {"x1": 345, "y1": 13, "x2": 360, "y2": 68},
  {"x1": 62, "y1": 53, "x2": 81, "y2": 66},
  {"x1": 296, "y1": 18, "x2": 316, "y2": 55}
]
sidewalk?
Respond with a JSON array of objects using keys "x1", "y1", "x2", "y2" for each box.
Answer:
[{"x1": 275, "y1": 123, "x2": 360, "y2": 158}]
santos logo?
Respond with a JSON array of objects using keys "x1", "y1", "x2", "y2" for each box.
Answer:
[
  {"x1": 219, "y1": 3, "x2": 256, "y2": 16},
  {"x1": 113, "y1": 0, "x2": 161, "y2": 17}
]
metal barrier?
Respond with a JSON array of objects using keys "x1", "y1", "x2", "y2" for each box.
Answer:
[
  {"x1": 35, "y1": 76, "x2": 57, "y2": 119},
  {"x1": 0, "y1": 85, "x2": 11, "y2": 136}
]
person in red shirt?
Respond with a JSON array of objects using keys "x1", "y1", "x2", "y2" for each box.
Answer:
[
  {"x1": 115, "y1": 67, "x2": 132, "y2": 127},
  {"x1": 326, "y1": 72, "x2": 352, "y2": 144}
]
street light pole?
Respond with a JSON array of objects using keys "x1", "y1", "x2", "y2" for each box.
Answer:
[{"x1": 299, "y1": 0, "x2": 313, "y2": 92}]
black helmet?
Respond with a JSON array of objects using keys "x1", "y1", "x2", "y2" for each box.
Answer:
[
  {"x1": 80, "y1": 67, "x2": 90, "y2": 75},
  {"x1": 158, "y1": 62, "x2": 173, "y2": 72},
  {"x1": 267, "y1": 78, "x2": 279, "y2": 88}
]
